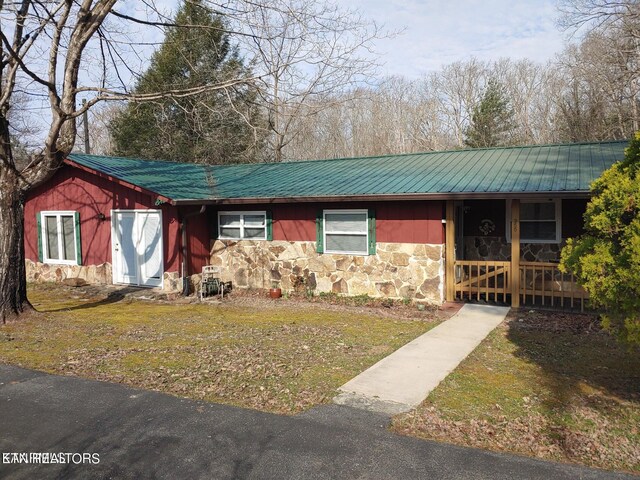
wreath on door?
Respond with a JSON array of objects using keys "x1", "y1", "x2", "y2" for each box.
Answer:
[{"x1": 479, "y1": 219, "x2": 496, "y2": 236}]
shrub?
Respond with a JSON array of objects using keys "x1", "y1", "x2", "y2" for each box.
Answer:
[{"x1": 561, "y1": 134, "x2": 640, "y2": 345}]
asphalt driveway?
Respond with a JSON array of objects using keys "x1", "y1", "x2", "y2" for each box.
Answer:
[{"x1": 0, "y1": 365, "x2": 633, "y2": 480}]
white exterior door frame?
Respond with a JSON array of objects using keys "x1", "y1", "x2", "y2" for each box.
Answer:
[{"x1": 111, "y1": 209, "x2": 164, "y2": 288}]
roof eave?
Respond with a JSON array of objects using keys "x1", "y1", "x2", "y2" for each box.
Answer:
[{"x1": 171, "y1": 190, "x2": 592, "y2": 205}]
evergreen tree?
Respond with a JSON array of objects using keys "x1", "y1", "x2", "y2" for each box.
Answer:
[
  {"x1": 110, "y1": 1, "x2": 263, "y2": 164},
  {"x1": 464, "y1": 80, "x2": 515, "y2": 148},
  {"x1": 561, "y1": 133, "x2": 640, "y2": 345}
]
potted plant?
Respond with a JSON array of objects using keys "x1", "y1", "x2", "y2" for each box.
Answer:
[{"x1": 269, "y1": 281, "x2": 282, "y2": 299}]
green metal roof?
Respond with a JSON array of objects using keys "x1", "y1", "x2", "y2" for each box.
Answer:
[
  {"x1": 68, "y1": 154, "x2": 216, "y2": 201},
  {"x1": 67, "y1": 140, "x2": 627, "y2": 203}
]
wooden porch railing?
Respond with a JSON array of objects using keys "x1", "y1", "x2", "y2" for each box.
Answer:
[
  {"x1": 519, "y1": 261, "x2": 589, "y2": 312},
  {"x1": 453, "y1": 260, "x2": 589, "y2": 311},
  {"x1": 447, "y1": 201, "x2": 588, "y2": 310},
  {"x1": 454, "y1": 260, "x2": 511, "y2": 303}
]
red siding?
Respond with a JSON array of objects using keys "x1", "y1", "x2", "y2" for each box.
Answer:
[
  {"x1": 181, "y1": 206, "x2": 210, "y2": 276},
  {"x1": 273, "y1": 203, "x2": 317, "y2": 241},
  {"x1": 25, "y1": 166, "x2": 446, "y2": 281},
  {"x1": 376, "y1": 201, "x2": 443, "y2": 244},
  {"x1": 216, "y1": 200, "x2": 445, "y2": 244},
  {"x1": 24, "y1": 165, "x2": 181, "y2": 273}
]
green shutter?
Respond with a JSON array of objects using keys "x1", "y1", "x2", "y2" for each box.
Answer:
[
  {"x1": 316, "y1": 210, "x2": 324, "y2": 253},
  {"x1": 74, "y1": 211, "x2": 82, "y2": 265},
  {"x1": 368, "y1": 209, "x2": 376, "y2": 255},
  {"x1": 265, "y1": 210, "x2": 273, "y2": 241},
  {"x1": 36, "y1": 212, "x2": 43, "y2": 263},
  {"x1": 211, "y1": 211, "x2": 219, "y2": 239}
]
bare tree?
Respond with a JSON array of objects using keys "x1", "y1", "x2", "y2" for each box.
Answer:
[
  {"x1": 554, "y1": 18, "x2": 640, "y2": 140},
  {"x1": 556, "y1": 0, "x2": 640, "y2": 139},
  {"x1": 4, "y1": 90, "x2": 40, "y2": 169},
  {"x1": 281, "y1": 75, "x2": 458, "y2": 160},
  {"x1": 492, "y1": 58, "x2": 562, "y2": 144},
  {"x1": 558, "y1": 0, "x2": 640, "y2": 37},
  {"x1": 74, "y1": 102, "x2": 123, "y2": 155},
  {"x1": 237, "y1": 0, "x2": 386, "y2": 162},
  {"x1": 281, "y1": 58, "x2": 567, "y2": 160},
  {"x1": 0, "y1": 0, "x2": 373, "y2": 321}
]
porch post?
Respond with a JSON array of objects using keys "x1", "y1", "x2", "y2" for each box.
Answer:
[
  {"x1": 511, "y1": 199, "x2": 520, "y2": 308},
  {"x1": 445, "y1": 200, "x2": 455, "y2": 302}
]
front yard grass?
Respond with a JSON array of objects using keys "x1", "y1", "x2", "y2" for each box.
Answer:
[
  {"x1": 392, "y1": 310, "x2": 640, "y2": 474},
  {"x1": 0, "y1": 283, "x2": 437, "y2": 414}
]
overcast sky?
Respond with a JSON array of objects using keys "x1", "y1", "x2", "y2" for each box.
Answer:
[
  {"x1": 148, "y1": 0, "x2": 567, "y2": 79},
  {"x1": 94, "y1": 0, "x2": 569, "y2": 91},
  {"x1": 19, "y1": 0, "x2": 571, "y2": 147},
  {"x1": 342, "y1": 0, "x2": 566, "y2": 78}
]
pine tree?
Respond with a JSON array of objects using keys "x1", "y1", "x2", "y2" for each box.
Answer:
[
  {"x1": 464, "y1": 80, "x2": 515, "y2": 148},
  {"x1": 110, "y1": 1, "x2": 263, "y2": 164}
]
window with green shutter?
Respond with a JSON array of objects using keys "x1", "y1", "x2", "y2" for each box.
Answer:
[
  {"x1": 36, "y1": 212, "x2": 43, "y2": 262},
  {"x1": 322, "y1": 209, "x2": 374, "y2": 256},
  {"x1": 39, "y1": 211, "x2": 81, "y2": 265},
  {"x1": 368, "y1": 209, "x2": 376, "y2": 255},
  {"x1": 316, "y1": 210, "x2": 324, "y2": 253},
  {"x1": 265, "y1": 210, "x2": 273, "y2": 241}
]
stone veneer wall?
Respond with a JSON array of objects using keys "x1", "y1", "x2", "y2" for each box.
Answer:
[
  {"x1": 163, "y1": 272, "x2": 182, "y2": 292},
  {"x1": 26, "y1": 259, "x2": 112, "y2": 285},
  {"x1": 210, "y1": 240, "x2": 444, "y2": 303},
  {"x1": 464, "y1": 236, "x2": 563, "y2": 262},
  {"x1": 26, "y1": 259, "x2": 182, "y2": 292}
]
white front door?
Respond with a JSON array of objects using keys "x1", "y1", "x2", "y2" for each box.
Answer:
[{"x1": 112, "y1": 210, "x2": 163, "y2": 287}]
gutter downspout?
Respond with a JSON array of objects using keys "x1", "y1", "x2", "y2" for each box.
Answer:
[{"x1": 180, "y1": 205, "x2": 206, "y2": 296}]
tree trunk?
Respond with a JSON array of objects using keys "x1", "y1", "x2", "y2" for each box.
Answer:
[
  {"x1": 274, "y1": 138, "x2": 284, "y2": 163},
  {"x1": 0, "y1": 170, "x2": 31, "y2": 323}
]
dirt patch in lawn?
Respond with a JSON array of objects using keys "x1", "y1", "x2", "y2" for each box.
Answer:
[
  {"x1": 392, "y1": 309, "x2": 640, "y2": 474},
  {"x1": 61, "y1": 283, "x2": 446, "y2": 321},
  {"x1": 0, "y1": 283, "x2": 438, "y2": 414},
  {"x1": 218, "y1": 288, "x2": 448, "y2": 320}
]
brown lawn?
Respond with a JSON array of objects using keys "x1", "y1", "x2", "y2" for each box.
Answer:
[
  {"x1": 392, "y1": 309, "x2": 640, "y2": 474},
  {"x1": 0, "y1": 283, "x2": 438, "y2": 414}
]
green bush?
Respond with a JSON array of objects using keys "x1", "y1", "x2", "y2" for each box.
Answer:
[{"x1": 561, "y1": 134, "x2": 640, "y2": 345}]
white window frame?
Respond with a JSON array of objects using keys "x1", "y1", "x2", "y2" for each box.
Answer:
[
  {"x1": 40, "y1": 211, "x2": 79, "y2": 265},
  {"x1": 218, "y1": 211, "x2": 267, "y2": 240},
  {"x1": 506, "y1": 199, "x2": 562, "y2": 244},
  {"x1": 323, "y1": 209, "x2": 369, "y2": 256}
]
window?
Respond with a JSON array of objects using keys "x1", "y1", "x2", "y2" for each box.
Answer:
[
  {"x1": 323, "y1": 209, "x2": 369, "y2": 255},
  {"x1": 506, "y1": 199, "x2": 561, "y2": 243},
  {"x1": 218, "y1": 211, "x2": 267, "y2": 240},
  {"x1": 40, "y1": 211, "x2": 80, "y2": 265}
]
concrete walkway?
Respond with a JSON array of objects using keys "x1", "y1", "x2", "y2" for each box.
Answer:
[{"x1": 334, "y1": 303, "x2": 510, "y2": 414}]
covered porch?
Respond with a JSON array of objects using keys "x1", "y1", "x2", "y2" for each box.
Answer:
[{"x1": 444, "y1": 198, "x2": 589, "y2": 310}]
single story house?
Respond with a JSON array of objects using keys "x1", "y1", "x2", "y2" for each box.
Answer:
[{"x1": 24, "y1": 140, "x2": 627, "y2": 308}]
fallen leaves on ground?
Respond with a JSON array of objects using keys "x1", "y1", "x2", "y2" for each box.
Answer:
[
  {"x1": 392, "y1": 309, "x2": 640, "y2": 474},
  {"x1": 0, "y1": 283, "x2": 438, "y2": 414}
]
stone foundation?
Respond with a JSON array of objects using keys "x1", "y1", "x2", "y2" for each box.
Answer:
[
  {"x1": 210, "y1": 240, "x2": 444, "y2": 303},
  {"x1": 464, "y1": 236, "x2": 563, "y2": 262},
  {"x1": 163, "y1": 271, "x2": 182, "y2": 292},
  {"x1": 26, "y1": 259, "x2": 182, "y2": 293},
  {"x1": 26, "y1": 259, "x2": 113, "y2": 285}
]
